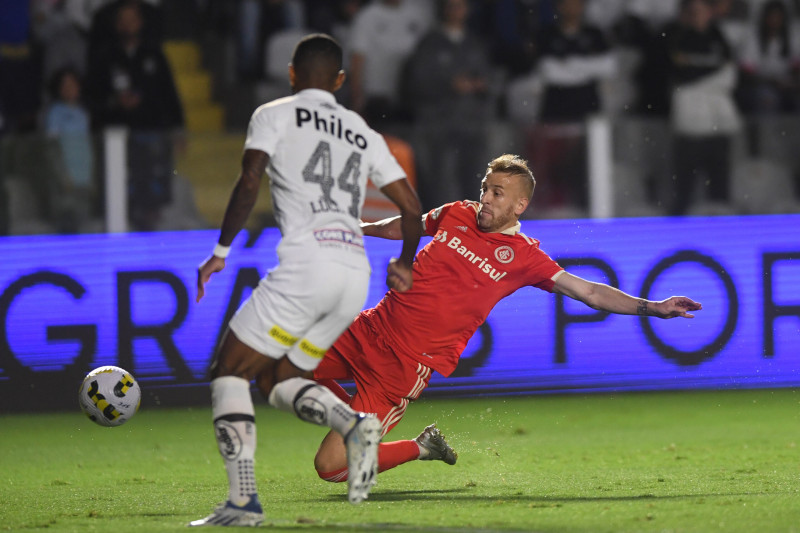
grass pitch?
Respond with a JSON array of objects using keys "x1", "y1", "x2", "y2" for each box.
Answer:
[{"x1": 1, "y1": 388, "x2": 798, "y2": 532}]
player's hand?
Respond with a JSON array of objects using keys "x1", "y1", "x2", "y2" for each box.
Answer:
[
  {"x1": 653, "y1": 296, "x2": 702, "y2": 318},
  {"x1": 386, "y1": 258, "x2": 413, "y2": 292},
  {"x1": 196, "y1": 255, "x2": 226, "y2": 303}
]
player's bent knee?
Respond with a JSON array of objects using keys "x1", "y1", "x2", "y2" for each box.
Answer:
[{"x1": 314, "y1": 447, "x2": 347, "y2": 479}]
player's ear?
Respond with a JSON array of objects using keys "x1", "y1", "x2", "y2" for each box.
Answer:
[
  {"x1": 288, "y1": 64, "x2": 296, "y2": 87},
  {"x1": 514, "y1": 196, "x2": 529, "y2": 217},
  {"x1": 333, "y1": 69, "x2": 346, "y2": 92}
]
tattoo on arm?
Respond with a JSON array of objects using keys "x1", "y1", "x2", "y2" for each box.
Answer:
[{"x1": 637, "y1": 299, "x2": 648, "y2": 316}]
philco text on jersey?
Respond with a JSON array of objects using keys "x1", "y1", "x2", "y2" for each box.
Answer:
[{"x1": 296, "y1": 107, "x2": 368, "y2": 150}]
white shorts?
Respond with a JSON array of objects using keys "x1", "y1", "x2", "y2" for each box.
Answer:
[{"x1": 229, "y1": 260, "x2": 370, "y2": 371}]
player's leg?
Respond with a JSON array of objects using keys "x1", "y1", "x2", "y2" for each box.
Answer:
[
  {"x1": 312, "y1": 340, "x2": 455, "y2": 482},
  {"x1": 253, "y1": 261, "x2": 380, "y2": 503},
  {"x1": 193, "y1": 262, "x2": 345, "y2": 525},
  {"x1": 262, "y1": 356, "x2": 382, "y2": 504},
  {"x1": 313, "y1": 412, "x2": 457, "y2": 482},
  {"x1": 258, "y1": 355, "x2": 372, "y2": 440},
  {"x1": 314, "y1": 416, "x2": 457, "y2": 482},
  {"x1": 190, "y1": 329, "x2": 270, "y2": 527}
]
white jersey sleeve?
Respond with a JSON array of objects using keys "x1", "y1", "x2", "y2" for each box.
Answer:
[
  {"x1": 363, "y1": 133, "x2": 405, "y2": 190},
  {"x1": 244, "y1": 97, "x2": 286, "y2": 155}
]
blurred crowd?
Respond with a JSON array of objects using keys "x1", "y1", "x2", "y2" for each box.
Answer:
[{"x1": 0, "y1": 0, "x2": 799, "y2": 234}]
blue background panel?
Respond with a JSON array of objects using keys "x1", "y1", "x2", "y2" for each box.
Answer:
[{"x1": 1, "y1": 215, "x2": 798, "y2": 411}]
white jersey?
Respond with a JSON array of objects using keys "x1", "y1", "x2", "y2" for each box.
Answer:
[{"x1": 245, "y1": 88, "x2": 406, "y2": 267}]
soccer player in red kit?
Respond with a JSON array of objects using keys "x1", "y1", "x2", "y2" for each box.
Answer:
[{"x1": 310, "y1": 154, "x2": 703, "y2": 484}]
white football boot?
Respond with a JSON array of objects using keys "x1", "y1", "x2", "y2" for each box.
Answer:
[{"x1": 345, "y1": 413, "x2": 382, "y2": 504}]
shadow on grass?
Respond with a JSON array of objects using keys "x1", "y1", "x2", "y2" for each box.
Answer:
[
  {"x1": 318, "y1": 488, "x2": 769, "y2": 504},
  {"x1": 258, "y1": 518, "x2": 538, "y2": 533}
]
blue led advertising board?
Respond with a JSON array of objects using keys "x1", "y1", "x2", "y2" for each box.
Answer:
[{"x1": 1, "y1": 215, "x2": 798, "y2": 411}]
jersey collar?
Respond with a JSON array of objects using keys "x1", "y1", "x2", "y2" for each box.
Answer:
[
  {"x1": 297, "y1": 88, "x2": 337, "y2": 104},
  {"x1": 500, "y1": 222, "x2": 521, "y2": 235}
]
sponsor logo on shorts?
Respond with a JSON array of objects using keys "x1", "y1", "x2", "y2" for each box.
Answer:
[
  {"x1": 269, "y1": 325, "x2": 298, "y2": 347},
  {"x1": 299, "y1": 339, "x2": 326, "y2": 360},
  {"x1": 494, "y1": 245, "x2": 515, "y2": 264},
  {"x1": 313, "y1": 229, "x2": 364, "y2": 248}
]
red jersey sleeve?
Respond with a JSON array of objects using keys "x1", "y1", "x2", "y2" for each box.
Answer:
[
  {"x1": 422, "y1": 201, "x2": 474, "y2": 237},
  {"x1": 519, "y1": 235, "x2": 564, "y2": 292}
]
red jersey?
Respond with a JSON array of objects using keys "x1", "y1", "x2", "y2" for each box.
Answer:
[{"x1": 363, "y1": 201, "x2": 564, "y2": 377}]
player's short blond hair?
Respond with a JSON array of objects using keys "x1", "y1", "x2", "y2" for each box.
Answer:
[{"x1": 486, "y1": 154, "x2": 536, "y2": 201}]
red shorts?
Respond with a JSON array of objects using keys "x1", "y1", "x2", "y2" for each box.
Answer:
[{"x1": 313, "y1": 314, "x2": 431, "y2": 436}]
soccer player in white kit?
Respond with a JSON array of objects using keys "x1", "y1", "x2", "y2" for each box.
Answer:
[{"x1": 192, "y1": 34, "x2": 422, "y2": 527}]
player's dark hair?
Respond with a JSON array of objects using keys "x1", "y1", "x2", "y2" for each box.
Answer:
[
  {"x1": 291, "y1": 33, "x2": 343, "y2": 83},
  {"x1": 486, "y1": 154, "x2": 536, "y2": 200}
]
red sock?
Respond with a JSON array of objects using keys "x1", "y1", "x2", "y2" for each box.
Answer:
[
  {"x1": 377, "y1": 440, "x2": 421, "y2": 473},
  {"x1": 317, "y1": 440, "x2": 421, "y2": 483}
]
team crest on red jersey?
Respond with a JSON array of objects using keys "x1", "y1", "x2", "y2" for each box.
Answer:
[{"x1": 494, "y1": 245, "x2": 515, "y2": 264}]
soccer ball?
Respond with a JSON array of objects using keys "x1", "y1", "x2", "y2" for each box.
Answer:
[{"x1": 78, "y1": 366, "x2": 141, "y2": 427}]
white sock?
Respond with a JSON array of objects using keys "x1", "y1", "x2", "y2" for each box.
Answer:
[
  {"x1": 268, "y1": 376, "x2": 357, "y2": 436},
  {"x1": 211, "y1": 376, "x2": 257, "y2": 507}
]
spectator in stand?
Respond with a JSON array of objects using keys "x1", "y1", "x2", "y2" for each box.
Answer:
[
  {"x1": 0, "y1": 0, "x2": 41, "y2": 134},
  {"x1": 88, "y1": 0, "x2": 163, "y2": 62},
  {"x1": 528, "y1": 0, "x2": 616, "y2": 213},
  {"x1": 32, "y1": 0, "x2": 88, "y2": 82},
  {"x1": 469, "y1": 0, "x2": 540, "y2": 80},
  {"x1": 237, "y1": 0, "x2": 306, "y2": 80},
  {"x1": 404, "y1": 0, "x2": 491, "y2": 209},
  {"x1": 738, "y1": 0, "x2": 800, "y2": 114},
  {"x1": 86, "y1": 0, "x2": 185, "y2": 231},
  {"x1": 348, "y1": 0, "x2": 432, "y2": 121},
  {"x1": 622, "y1": 0, "x2": 681, "y2": 116},
  {"x1": 327, "y1": 0, "x2": 366, "y2": 106},
  {"x1": 43, "y1": 67, "x2": 95, "y2": 233},
  {"x1": 665, "y1": 0, "x2": 741, "y2": 215},
  {"x1": 537, "y1": 0, "x2": 616, "y2": 126},
  {"x1": 331, "y1": 0, "x2": 366, "y2": 48}
]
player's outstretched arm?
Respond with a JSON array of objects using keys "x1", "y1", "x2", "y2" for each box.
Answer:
[
  {"x1": 361, "y1": 215, "x2": 402, "y2": 239},
  {"x1": 197, "y1": 149, "x2": 268, "y2": 302},
  {"x1": 378, "y1": 179, "x2": 423, "y2": 292},
  {"x1": 552, "y1": 271, "x2": 702, "y2": 319},
  {"x1": 361, "y1": 213, "x2": 427, "y2": 241}
]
